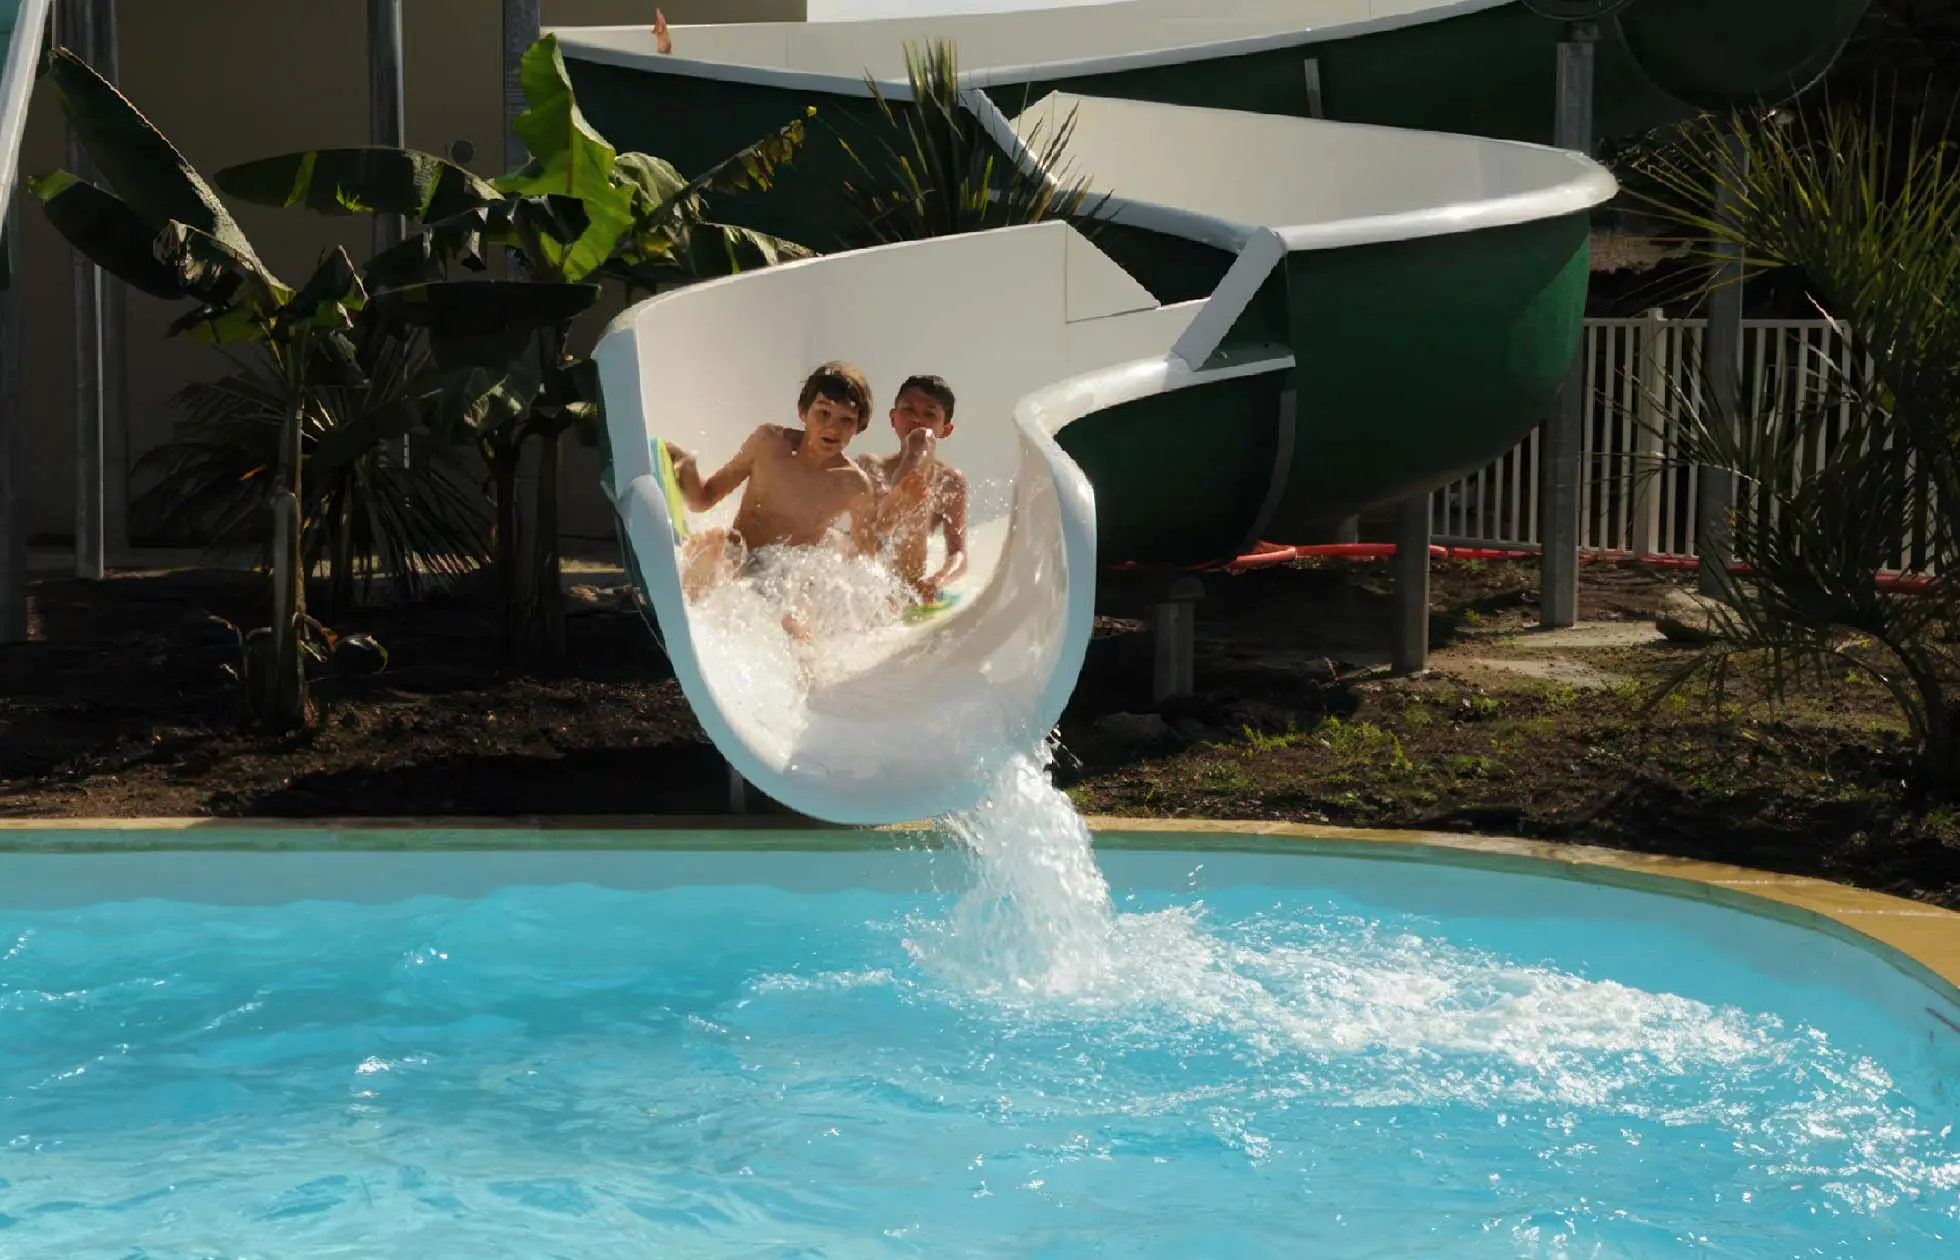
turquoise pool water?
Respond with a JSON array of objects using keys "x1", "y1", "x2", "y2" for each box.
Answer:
[{"x1": 1, "y1": 845, "x2": 1957, "y2": 1257}]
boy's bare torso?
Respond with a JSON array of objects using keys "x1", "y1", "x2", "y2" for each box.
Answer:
[
  {"x1": 735, "y1": 425, "x2": 875, "y2": 549},
  {"x1": 859, "y1": 451, "x2": 967, "y2": 582}
]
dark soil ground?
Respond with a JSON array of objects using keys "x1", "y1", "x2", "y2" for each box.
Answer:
[{"x1": 4, "y1": 556, "x2": 1959, "y2": 910}]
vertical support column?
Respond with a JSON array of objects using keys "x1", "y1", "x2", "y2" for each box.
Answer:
[
  {"x1": 369, "y1": 0, "x2": 408, "y2": 473},
  {"x1": 1630, "y1": 307, "x2": 1667, "y2": 557},
  {"x1": 502, "y1": 0, "x2": 540, "y2": 282},
  {"x1": 369, "y1": 0, "x2": 406, "y2": 258},
  {"x1": 64, "y1": 0, "x2": 104, "y2": 580},
  {"x1": 1539, "y1": 23, "x2": 1596, "y2": 629},
  {"x1": 727, "y1": 762, "x2": 749, "y2": 814},
  {"x1": 1152, "y1": 576, "x2": 1204, "y2": 705},
  {"x1": 1392, "y1": 494, "x2": 1430, "y2": 674},
  {"x1": 97, "y1": 0, "x2": 126, "y2": 557},
  {"x1": 1, "y1": 190, "x2": 25, "y2": 643},
  {"x1": 1699, "y1": 132, "x2": 1746, "y2": 599}
]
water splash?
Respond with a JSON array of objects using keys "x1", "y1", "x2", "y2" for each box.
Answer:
[
  {"x1": 683, "y1": 543, "x2": 919, "y2": 763},
  {"x1": 906, "y1": 743, "x2": 1122, "y2": 999}
]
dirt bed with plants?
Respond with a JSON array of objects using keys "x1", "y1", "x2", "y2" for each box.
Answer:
[{"x1": 2, "y1": 557, "x2": 1956, "y2": 910}]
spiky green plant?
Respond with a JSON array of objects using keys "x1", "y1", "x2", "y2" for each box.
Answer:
[
  {"x1": 1633, "y1": 99, "x2": 1960, "y2": 792},
  {"x1": 834, "y1": 39, "x2": 1110, "y2": 245},
  {"x1": 132, "y1": 332, "x2": 489, "y2": 615}
]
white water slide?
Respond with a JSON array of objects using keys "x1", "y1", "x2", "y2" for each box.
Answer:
[
  {"x1": 575, "y1": 1, "x2": 1618, "y2": 825},
  {"x1": 0, "y1": 0, "x2": 52, "y2": 263}
]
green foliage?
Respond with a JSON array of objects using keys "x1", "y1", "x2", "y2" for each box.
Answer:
[
  {"x1": 29, "y1": 47, "x2": 378, "y2": 730},
  {"x1": 1634, "y1": 102, "x2": 1960, "y2": 792},
  {"x1": 210, "y1": 33, "x2": 817, "y2": 663},
  {"x1": 833, "y1": 39, "x2": 1109, "y2": 246},
  {"x1": 130, "y1": 334, "x2": 488, "y2": 612}
]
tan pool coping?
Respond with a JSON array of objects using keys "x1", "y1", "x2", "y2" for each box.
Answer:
[{"x1": 2, "y1": 814, "x2": 1956, "y2": 1001}]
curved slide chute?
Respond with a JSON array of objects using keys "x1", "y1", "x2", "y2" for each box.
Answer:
[{"x1": 573, "y1": 0, "x2": 1859, "y2": 825}]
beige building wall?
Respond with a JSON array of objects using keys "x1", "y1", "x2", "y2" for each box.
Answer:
[{"x1": 15, "y1": 0, "x2": 805, "y2": 548}]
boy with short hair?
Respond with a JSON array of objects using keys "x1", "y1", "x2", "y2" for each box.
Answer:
[
  {"x1": 665, "y1": 361, "x2": 883, "y2": 604},
  {"x1": 859, "y1": 374, "x2": 970, "y2": 605}
]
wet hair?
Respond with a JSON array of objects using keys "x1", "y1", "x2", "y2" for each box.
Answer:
[
  {"x1": 895, "y1": 374, "x2": 956, "y2": 422},
  {"x1": 797, "y1": 361, "x2": 874, "y2": 432}
]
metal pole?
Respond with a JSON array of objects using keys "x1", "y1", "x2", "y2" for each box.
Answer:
[
  {"x1": 0, "y1": 190, "x2": 25, "y2": 643},
  {"x1": 97, "y1": 0, "x2": 125, "y2": 557},
  {"x1": 1392, "y1": 494, "x2": 1431, "y2": 674},
  {"x1": 368, "y1": 0, "x2": 406, "y2": 258},
  {"x1": 502, "y1": 0, "x2": 539, "y2": 281},
  {"x1": 1699, "y1": 132, "x2": 1746, "y2": 600},
  {"x1": 1539, "y1": 23, "x2": 1596, "y2": 629},
  {"x1": 63, "y1": 0, "x2": 103, "y2": 579},
  {"x1": 369, "y1": 0, "x2": 408, "y2": 474}
]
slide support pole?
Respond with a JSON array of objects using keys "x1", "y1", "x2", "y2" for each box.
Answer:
[
  {"x1": 1699, "y1": 132, "x2": 1746, "y2": 600},
  {"x1": 1540, "y1": 22, "x2": 1596, "y2": 630},
  {"x1": 1392, "y1": 494, "x2": 1431, "y2": 675}
]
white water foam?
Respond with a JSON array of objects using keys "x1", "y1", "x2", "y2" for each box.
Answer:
[
  {"x1": 684, "y1": 543, "x2": 921, "y2": 765},
  {"x1": 897, "y1": 750, "x2": 1942, "y2": 1135}
]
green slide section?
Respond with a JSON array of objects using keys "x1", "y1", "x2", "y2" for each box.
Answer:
[{"x1": 557, "y1": 0, "x2": 1864, "y2": 564}]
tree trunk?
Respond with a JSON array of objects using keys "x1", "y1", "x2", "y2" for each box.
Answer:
[
  {"x1": 530, "y1": 425, "x2": 566, "y2": 666},
  {"x1": 267, "y1": 364, "x2": 310, "y2": 731},
  {"x1": 490, "y1": 441, "x2": 522, "y2": 663},
  {"x1": 328, "y1": 483, "x2": 354, "y2": 617}
]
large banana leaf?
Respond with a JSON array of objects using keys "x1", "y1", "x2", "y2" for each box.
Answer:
[
  {"x1": 276, "y1": 245, "x2": 368, "y2": 331},
  {"x1": 28, "y1": 169, "x2": 188, "y2": 299},
  {"x1": 155, "y1": 221, "x2": 296, "y2": 346},
  {"x1": 215, "y1": 147, "x2": 498, "y2": 223},
  {"x1": 494, "y1": 35, "x2": 617, "y2": 204},
  {"x1": 489, "y1": 34, "x2": 634, "y2": 281},
  {"x1": 43, "y1": 49, "x2": 275, "y2": 285},
  {"x1": 635, "y1": 111, "x2": 814, "y2": 232}
]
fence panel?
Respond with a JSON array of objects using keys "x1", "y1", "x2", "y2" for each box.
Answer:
[{"x1": 1425, "y1": 314, "x2": 1938, "y2": 577}]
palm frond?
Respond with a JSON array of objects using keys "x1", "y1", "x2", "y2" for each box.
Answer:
[
  {"x1": 831, "y1": 39, "x2": 1110, "y2": 246},
  {"x1": 130, "y1": 330, "x2": 490, "y2": 604}
]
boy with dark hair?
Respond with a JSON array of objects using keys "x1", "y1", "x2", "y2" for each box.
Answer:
[
  {"x1": 665, "y1": 361, "x2": 884, "y2": 603},
  {"x1": 859, "y1": 374, "x2": 970, "y2": 605}
]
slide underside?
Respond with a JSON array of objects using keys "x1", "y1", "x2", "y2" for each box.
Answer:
[{"x1": 567, "y1": 0, "x2": 1862, "y2": 825}]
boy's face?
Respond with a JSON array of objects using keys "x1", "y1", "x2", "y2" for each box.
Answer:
[
  {"x1": 798, "y1": 393, "x2": 863, "y2": 457},
  {"x1": 891, "y1": 389, "x2": 952, "y2": 442}
]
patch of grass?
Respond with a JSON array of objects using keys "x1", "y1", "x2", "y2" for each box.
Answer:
[
  {"x1": 1540, "y1": 681, "x2": 1583, "y2": 709},
  {"x1": 1244, "y1": 723, "x2": 1309, "y2": 754},
  {"x1": 1200, "y1": 761, "x2": 1255, "y2": 793},
  {"x1": 1314, "y1": 716, "x2": 1410, "y2": 775},
  {"x1": 1445, "y1": 754, "x2": 1506, "y2": 780}
]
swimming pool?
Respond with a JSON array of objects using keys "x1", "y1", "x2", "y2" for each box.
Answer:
[{"x1": 2, "y1": 828, "x2": 1956, "y2": 1257}]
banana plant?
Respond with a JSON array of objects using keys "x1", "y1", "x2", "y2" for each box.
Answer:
[
  {"x1": 215, "y1": 33, "x2": 816, "y2": 663},
  {"x1": 29, "y1": 48, "x2": 381, "y2": 730}
]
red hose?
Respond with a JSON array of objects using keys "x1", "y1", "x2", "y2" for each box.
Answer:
[{"x1": 1117, "y1": 543, "x2": 1938, "y2": 590}]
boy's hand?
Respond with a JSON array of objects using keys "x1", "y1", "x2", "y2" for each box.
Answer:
[
  {"x1": 664, "y1": 440, "x2": 693, "y2": 468},
  {"x1": 654, "y1": 9, "x2": 672, "y2": 54}
]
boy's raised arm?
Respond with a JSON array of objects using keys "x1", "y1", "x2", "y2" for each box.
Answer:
[
  {"x1": 667, "y1": 427, "x2": 765, "y2": 512},
  {"x1": 924, "y1": 472, "x2": 969, "y2": 598}
]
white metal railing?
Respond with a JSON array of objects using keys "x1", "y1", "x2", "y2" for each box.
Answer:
[{"x1": 1429, "y1": 312, "x2": 1933, "y2": 574}]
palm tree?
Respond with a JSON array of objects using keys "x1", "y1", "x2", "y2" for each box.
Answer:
[
  {"x1": 833, "y1": 39, "x2": 1110, "y2": 245},
  {"x1": 1635, "y1": 99, "x2": 1960, "y2": 793}
]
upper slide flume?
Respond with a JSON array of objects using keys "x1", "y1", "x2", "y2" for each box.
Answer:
[{"x1": 569, "y1": 0, "x2": 1863, "y2": 824}]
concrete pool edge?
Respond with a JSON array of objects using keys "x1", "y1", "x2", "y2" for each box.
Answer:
[{"x1": 2, "y1": 813, "x2": 1956, "y2": 1003}]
